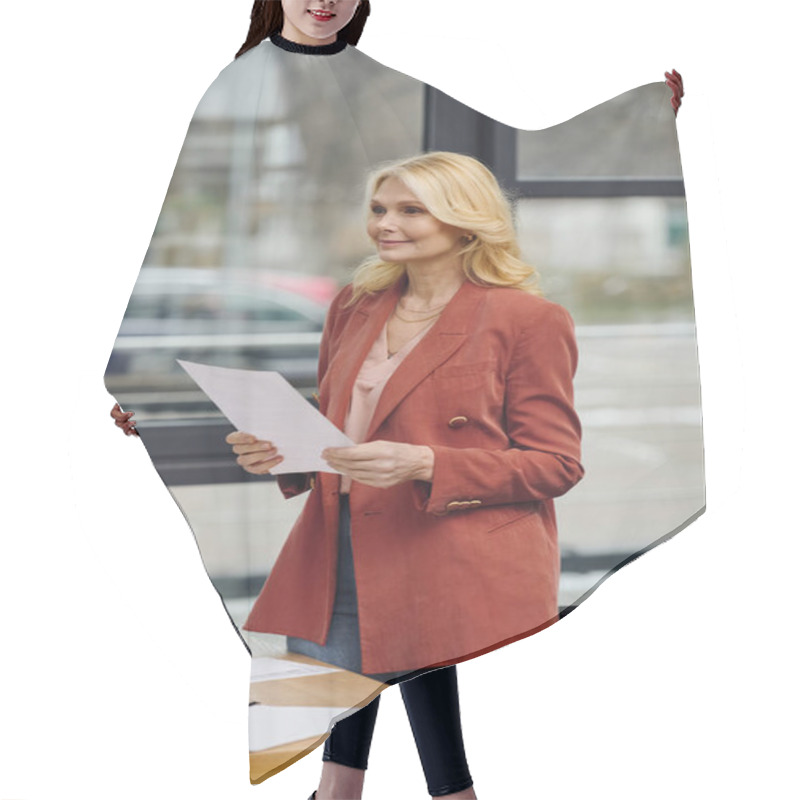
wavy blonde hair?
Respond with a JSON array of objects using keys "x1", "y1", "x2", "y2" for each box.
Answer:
[{"x1": 348, "y1": 151, "x2": 541, "y2": 303}]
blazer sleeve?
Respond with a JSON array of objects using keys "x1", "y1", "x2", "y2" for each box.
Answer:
[
  {"x1": 275, "y1": 286, "x2": 349, "y2": 499},
  {"x1": 413, "y1": 302, "x2": 584, "y2": 514}
]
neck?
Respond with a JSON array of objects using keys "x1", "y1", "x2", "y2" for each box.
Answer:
[{"x1": 403, "y1": 261, "x2": 466, "y2": 306}]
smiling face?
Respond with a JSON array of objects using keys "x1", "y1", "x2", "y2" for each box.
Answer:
[
  {"x1": 280, "y1": 0, "x2": 361, "y2": 45},
  {"x1": 367, "y1": 177, "x2": 470, "y2": 270}
]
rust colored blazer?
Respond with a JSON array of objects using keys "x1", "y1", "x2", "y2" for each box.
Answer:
[{"x1": 243, "y1": 277, "x2": 584, "y2": 674}]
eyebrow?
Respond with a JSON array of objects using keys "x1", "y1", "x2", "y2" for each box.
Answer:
[{"x1": 370, "y1": 197, "x2": 426, "y2": 206}]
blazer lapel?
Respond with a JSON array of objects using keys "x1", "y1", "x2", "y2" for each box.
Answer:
[
  {"x1": 324, "y1": 279, "x2": 405, "y2": 429},
  {"x1": 365, "y1": 279, "x2": 487, "y2": 440}
]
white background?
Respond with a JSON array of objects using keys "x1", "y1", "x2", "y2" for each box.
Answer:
[{"x1": 2, "y1": 1, "x2": 797, "y2": 798}]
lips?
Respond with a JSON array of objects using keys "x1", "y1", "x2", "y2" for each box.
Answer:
[{"x1": 308, "y1": 9, "x2": 335, "y2": 21}]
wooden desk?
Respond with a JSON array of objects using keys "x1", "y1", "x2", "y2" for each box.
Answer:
[{"x1": 249, "y1": 653, "x2": 385, "y2": 785}]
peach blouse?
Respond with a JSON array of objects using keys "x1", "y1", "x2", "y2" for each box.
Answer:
[{"x1": 340, "y1": 318, "x2": 433, "y2": 494}]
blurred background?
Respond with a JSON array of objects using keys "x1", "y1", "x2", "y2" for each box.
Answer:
[{"x1": 104, "y1": 51, "x2": 702, "y2": 630}]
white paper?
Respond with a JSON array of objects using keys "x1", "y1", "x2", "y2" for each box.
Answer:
[
  {"x1": 248, "y1": 704, "x2": 351, "y2": 752},
  {"x1": 250, "y1": 656, "x2": 340, "y2": 683},
  {"x1": 177, "y1": 360, "x2": 353, "y2": 474}
]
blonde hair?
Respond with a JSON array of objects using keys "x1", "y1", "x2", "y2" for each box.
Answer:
[{"x1": 348, "y1": 151, "x2": 541, "y2": 303}]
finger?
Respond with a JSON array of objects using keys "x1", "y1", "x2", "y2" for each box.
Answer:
[
  {"x1": 343, "y1": 474, "x2": 395, "y2": 489},
  {"x1": 324, "y1": 449, "x2": 382, "y2": 464},
  {"x1": 239, "y1": 460, "x2": 276, "y2": 475},
  {"x1": 330, "y1": 462, "x2": 397, "y2": 485},
  {"x1": 344, "y1": 465, "x2": 394, "y2": 480},
  {"x1": 236, "y1": 449, "x2": 281, "y2": 465},
  {"x1": 112, "y1": 410, "x2": 137, "y2": 429},
  {"x1": 237, "y1": 452, "x2": 280, "y2": 468},
  {"x1": 321, "y1": 446, "x2": 359, "y2": 458},
  {"x1": 237, "y1": 453, "x2": 283, "y2": 473},
  {"x1": 231, "y1": 443, "x2": 279, "y2": 457},
  {"x1": 225, "y1": 431, "x2": 265, "y2": 445},
  {"x1": 324, "y1": 455, "x2": 376, "y2": 472}
]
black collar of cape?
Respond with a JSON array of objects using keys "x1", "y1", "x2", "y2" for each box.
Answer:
[{"x1": 269, "y1": 32, "x2": 348, "y2": 55}]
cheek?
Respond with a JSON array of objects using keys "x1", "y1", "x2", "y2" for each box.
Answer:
[
  {"x1": 343, "y1": 0, "x2": 360, "y2": 16},
  {"x1": 428, "y1": 231, "x2": 460, "y2": 252},
  {"x1": 283, "y1": 1, "x2": 302, "y2": 19},
  {"x1": 421, "y1": 223, "x2": 458, "y2": 250}
]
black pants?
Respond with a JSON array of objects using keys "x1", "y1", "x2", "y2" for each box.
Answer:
[{"x1": 323, "y1": 665, "x2": 473, "y2": 797}]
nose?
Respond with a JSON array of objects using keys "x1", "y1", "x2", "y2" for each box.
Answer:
[{"x1": 377, "y1": 212, "x2": 399, "y2": 232}]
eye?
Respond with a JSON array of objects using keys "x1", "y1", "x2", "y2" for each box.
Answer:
[
  {"x1": 404, "y1": 206, "x2": 425, "y2": 214},
  {"x1": 370, "y1": 205, "x2": 386, "y2": 215}
]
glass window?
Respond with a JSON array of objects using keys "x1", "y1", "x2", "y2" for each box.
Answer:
[
  {"x1": 517, "y1": 196, "x2": 693, "y2": 324},
  {"x1": 516, "y1": 83, "x2": 682, "y2": 180}
]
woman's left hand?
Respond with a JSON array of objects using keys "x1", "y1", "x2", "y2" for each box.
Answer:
[
  {"x1": 322, "y1": 441, "x2": 434, "y2": 488},
  {"x1": 111, "y1": 402, "x2": 139, "y2": 436},
  {"x1": 665, "y1": 68, "x2": 684, "y2": 115}
]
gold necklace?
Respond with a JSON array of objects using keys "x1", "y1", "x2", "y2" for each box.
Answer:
[
  {"x1": 398, "y1": 298, "x2": 449, "y2": 314},
  {"x1": 392, "y1": 307, "x2": 443, "y2": 324}
]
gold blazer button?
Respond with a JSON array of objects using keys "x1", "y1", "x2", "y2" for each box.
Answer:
[{"x1": 448, "y1": 416, "x2": 469, "y2": 428}]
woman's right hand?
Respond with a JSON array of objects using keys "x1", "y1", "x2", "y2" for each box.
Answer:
[{"x1": 225, "y1": 432, "x2": 284, "y2": 475}]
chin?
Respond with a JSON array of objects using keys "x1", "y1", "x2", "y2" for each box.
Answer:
[{"x1": 301, "y1": 30, "x2": 334, "y2": 41}]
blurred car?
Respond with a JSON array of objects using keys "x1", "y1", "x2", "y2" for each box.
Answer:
[
  {"x1": 105, "y1": 268, "x2": 329, "y2": 417},
  {"x1": 250, "y1": 271, "x2": 338, "y2": 306}
]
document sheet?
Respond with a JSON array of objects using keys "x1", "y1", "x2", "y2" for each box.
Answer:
[{"x1": 178, "y1": 360, "x2": 353, "y2": 474}]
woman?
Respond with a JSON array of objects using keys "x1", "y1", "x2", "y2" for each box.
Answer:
[
  {"x1": 235, "y1": 150, "x2": 584, "y2": 664},
  {"x1": 227, "y1": 150, "x2": 583, "y2": 798},
  {"x1": 236, "y1": 0, "x2": 369, "y2": 55}
]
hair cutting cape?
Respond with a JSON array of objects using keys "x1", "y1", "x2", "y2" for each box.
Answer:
[{"x1": 105, "y1": 36, "x2": 703, "y2": 783}]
